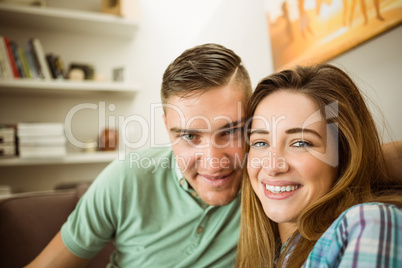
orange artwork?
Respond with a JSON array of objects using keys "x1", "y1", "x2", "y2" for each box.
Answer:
[{"x1": 265, "y1": 0, "x2": 402, "y2": 71}]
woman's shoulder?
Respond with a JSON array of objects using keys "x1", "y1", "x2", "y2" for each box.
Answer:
[
  {"x1": 304, "y1": 202, "x2": 402, "y2": 267},
  {"x1": 339, "y1": 202, "x2": 401, "y2": 222},
  {"x1": 328, "y1": 202, "x2": 402, "y2": 237}
]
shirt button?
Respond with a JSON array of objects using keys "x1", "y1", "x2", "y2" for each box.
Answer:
[
  {"x1": 180, "y1": 179, "x2": 185, "y2": 186},
  {"x1": 191, "y1": 191, "x2": 198, "y2": 198},
  {"x1": 197, "y1": 227, "x2": 204, "y2": 234}
]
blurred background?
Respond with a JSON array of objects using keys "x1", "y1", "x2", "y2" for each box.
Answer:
[{"x1": 0, "y1": 0, "x2": 400, "y2": 193}]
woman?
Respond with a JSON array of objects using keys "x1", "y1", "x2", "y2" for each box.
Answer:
[{"x1": 236, "y1": 64, "x2": 402, "y2": 267}]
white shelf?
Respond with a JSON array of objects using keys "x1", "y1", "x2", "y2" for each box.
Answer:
[
  {"x1": 0, "y1": 79, "x2": 138, "y2": 95},
  {"x1": 0, "y1": 151, "x2": 118, "y2": 166},
  {"x1": 0, "y1": 3, "x2": 139, "y2": 39}
]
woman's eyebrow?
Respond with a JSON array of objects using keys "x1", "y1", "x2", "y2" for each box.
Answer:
[{"x1": 285, "y1": 128, "x2": 322, "y2": 139}]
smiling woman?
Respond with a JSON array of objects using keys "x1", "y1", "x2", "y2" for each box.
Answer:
[
  {"x1": 247, "y1": 91, "x2": 338, "y2": 243},
  {"x1": 236, "y1": 64, "x2": 402, "y2": 268}
]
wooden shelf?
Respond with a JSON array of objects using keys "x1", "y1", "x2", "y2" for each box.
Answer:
[
  {"x1": 0, "y1": 80, "x2": 138, "y2": 95},
  {"x1": 0, "y1": 3, "x2": 138, "y2": 39},
  {"x1": 0, "y1": 151, "x2": 118, "y2": 166}
]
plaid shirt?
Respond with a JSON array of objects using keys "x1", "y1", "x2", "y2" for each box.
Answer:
[{"x1": 301, "y1": 202, "x2": 402, "y2": 267}]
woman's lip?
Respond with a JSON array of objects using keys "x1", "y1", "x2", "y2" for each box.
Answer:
[
  {"x1": 263, "y1": 185, "x2": 301, "y2": 200},
  {"x1": 261, "y1": 179, "x2": 301, "y2": 187}
]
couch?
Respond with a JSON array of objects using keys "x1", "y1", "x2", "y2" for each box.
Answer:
[{"x1": 0, "y1": 184, "x2": 114, "y2": 268}]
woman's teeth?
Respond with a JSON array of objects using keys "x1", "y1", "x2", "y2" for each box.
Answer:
[{"x1": 265, "y1": 184, "x2": 300, "y2": 193}]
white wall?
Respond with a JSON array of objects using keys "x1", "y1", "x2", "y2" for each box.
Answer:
[
  {"x1": 329, "y1": 25, "x2": 402, "y2": 142},
  {"x1": 128, "y1": 0, "x2": 273, "y2": 148}
]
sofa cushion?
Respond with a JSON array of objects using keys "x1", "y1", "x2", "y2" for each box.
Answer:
[{"x1": 0, "y1": 184, "x2": 114, "y2": 268}]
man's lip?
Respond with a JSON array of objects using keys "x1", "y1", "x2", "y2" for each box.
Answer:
[{"x1": 200, "y1": 172, "x2": 233, "y2": 180}]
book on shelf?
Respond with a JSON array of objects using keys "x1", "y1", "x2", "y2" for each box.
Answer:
[
  {"x1": 0, "y1": 126, "x2": 15, "y2": 144},
  {"x1": 17, "y1": 122, "x2": 66, "y2": 158},
  {"x1": 10, "y1": 40, "x2": 26, "y2": 78},
  {"x1": 17, "y1": 122, "x2": 64, "y2": 136},
  {"x1": 26, "y1": 39, "x2": 44, "y2": 79},
  {"x1": 29, "y1": 38, "x2": 52, "y2": 80},
  {"x1": 46, "y1": 53, "x2": 65, "y2": 79},
  {"x1": 24, "y1": 47, "x2": 40, "y2": 79},
  {"x1": 3, "y1": 36, "x2": 20, "y2": 79},
  {"x1": 19, "y1": 47, "x2": 32, "y2": 79},
  {"x1": 0, "y1": 125, "x2": 17, "y2": 158},
  {"x1": 0, "y1": 143, "x2": 16, "y2": 157},
  {"x1": 0, "y1": 36, "x2": 56, "y2": 81},
  {"x1": 0, "y1": 36, "x2": 13, "y2": 80},
  {"x1": 19, "y1": 135, "x2": 66, "y2": 146}
]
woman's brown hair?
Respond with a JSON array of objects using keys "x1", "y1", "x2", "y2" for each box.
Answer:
[{"x1": 236, "y1": 64, "x2": 401, "y2": 267}]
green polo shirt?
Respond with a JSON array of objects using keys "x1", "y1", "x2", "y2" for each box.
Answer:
[{"x1": 61, "y1": 147, "x2": 241, "y2": 267}]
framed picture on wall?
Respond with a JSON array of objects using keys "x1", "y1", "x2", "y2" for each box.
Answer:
[{"x1": 264, "y1": 0, "x2": 402, "y2": 71}]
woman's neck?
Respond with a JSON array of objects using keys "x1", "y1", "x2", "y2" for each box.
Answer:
[{"x1": 278, "y1": 222, "x2": 297, "y2": 244}]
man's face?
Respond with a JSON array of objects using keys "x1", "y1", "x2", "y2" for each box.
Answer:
[{"x1": 164, "y1": 84, "x2": 246, "y2": 206}]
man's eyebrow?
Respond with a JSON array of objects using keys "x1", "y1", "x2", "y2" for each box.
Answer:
[
  {"x1": 169, "y1": 127, "x2": 201, "y2": 134},
  {"x1": 169, "y1": 118, "x2": 245, "y2": 134},
  {"x1": 220, "y1": 118, "x2": 245, "y2": 130},
  {"x1": 286, "y1": 128, "x2": 322, "y2": 139}
]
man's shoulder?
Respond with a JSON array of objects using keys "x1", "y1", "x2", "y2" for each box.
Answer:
[
  {"x1": 117, "y1": 146, "x2": 176, "y2": 178},
  {"x1": 125, "y1": 146, "x2": 174, "y2": 170},
  {"x1": 129, "y1": 146, "x2": 174, "y2": 159},
  {"x1": 96, "y1": 146, "x2": 175, "y2": 183}
]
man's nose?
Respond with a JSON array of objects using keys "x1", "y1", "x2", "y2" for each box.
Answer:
[{"x1": 197, "y1": 144, "x2": 230, "y2": 173}]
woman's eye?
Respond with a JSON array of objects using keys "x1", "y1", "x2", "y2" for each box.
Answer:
[
  {"x1": 251, "y1": 141, "x2": 268, "y2": 148},
  {"x1": 292, "y1": 141, "x2": 312, "y2": 148}
]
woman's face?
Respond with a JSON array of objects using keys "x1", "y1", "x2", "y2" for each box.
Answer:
[{"x1": 247, "y1": 91, "x2": 337, "y2": 234}]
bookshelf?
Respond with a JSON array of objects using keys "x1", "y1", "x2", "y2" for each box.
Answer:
[
  {"x1": 0, "y1": 151, "x2": 118, "y2": 166},
  {"x1": 0, "y1": 3, "x2": 139, "y2": 169},
  {"x1": 0, "y1": 3, "x2": 139, "y2": 39},
  {"x1": 0, "y1": 80, "x2": 138, "y2": 95}
]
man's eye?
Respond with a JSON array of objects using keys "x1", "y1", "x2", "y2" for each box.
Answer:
[
  {"x1": 292, "y1": 141, "x2": 312, "y2": 148},
  {"x1": 222, "y1": 128, "x2": 240, "y2": 136},
  {"x1": 181, "y1": 134, "x2": 196, "y2": 141},
  {"x1": 251, "y1": 141, "x2": 268, "y2": 148}
]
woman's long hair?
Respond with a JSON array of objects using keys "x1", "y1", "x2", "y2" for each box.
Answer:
[{"x1": 236, "y1": 64, "x2": 402, "y2": 268}]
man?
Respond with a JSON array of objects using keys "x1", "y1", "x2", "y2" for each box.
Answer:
[
  {"x1": 27, "y1": 44, "x2": 402, "y2": 267},
  {"x1": 27, "y1": 43, "x2": 252, "y2": 267}
]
